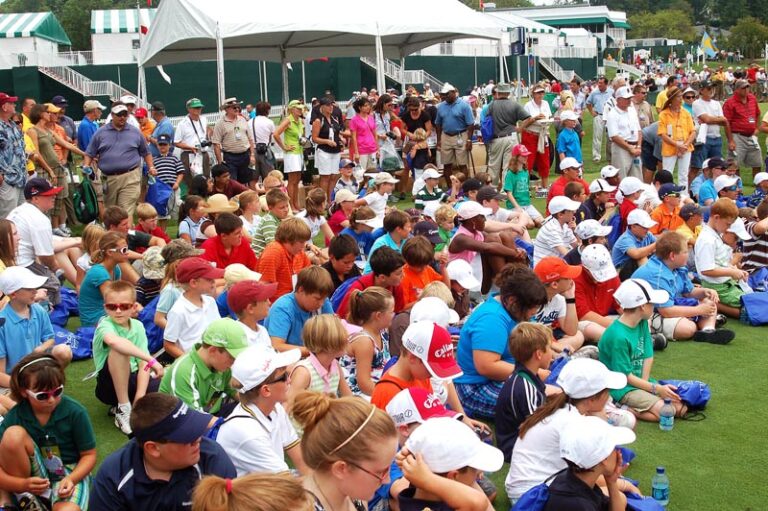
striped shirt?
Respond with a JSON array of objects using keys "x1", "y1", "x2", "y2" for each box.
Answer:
[
  {"x1": 495, "y1": 366, "x2": 545, "y2": 462},
  {"x1": 250, "y1": 213, "x2": 281, "y2": 257},
  {"x1": 743, "y1": 221, "x2": 768, "y2": 274},
  {"x1": 414, "y1": 186, "x2": 446, "y2": 210},
  {"x1": 154, "y1": 153, "x2": 184, "y2": 186}
]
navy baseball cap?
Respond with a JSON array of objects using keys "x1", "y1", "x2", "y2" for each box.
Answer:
[
  {"x1": 339, "y1": 158, "x2": 355, "y2": 169},
  {"x1": 51, "y1": 95, "x2": 68, "y2": 107},
  {"x1": 658, "y1": 183, "x2": 685, "y2": 199},
  {"x1": 413, "y1": 220, "x2": 442, "y2": 245},
  {"x1": 24, "y1": 178, "x2": 63, "y2": 199},
  {"x1": 157, "y1": 134, "x2": 172, "y2": 145},
  {"x1": 133, "y1": 399, "x2": 212, "y2": 444}
]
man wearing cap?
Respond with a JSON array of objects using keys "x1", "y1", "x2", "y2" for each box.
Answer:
[
  {"x1": 691, "y1": 81, "x2": 729, "y2": 182},
  {"x1": 83, "y1": 101, "x2": 155, "y2": 220},
  {"x1": 586, "y1": 76, "x2": 612, "y2": 161},
  {"x1": 51, "y1": 95, "x2": 76, "y2": 143},
  {"x1": 606, "y1": 86, "x2": 642, "y2": 179},
  {"x1": 486, "y1": 83, "x2": 534, "y2": 185},
  {"x1": 435, "y1": 82, "x2": 474, "y2": 179},
  {"x1": 0, "y1": 92, "x2": 28, "y2": 218},
  {"x1": 77, "y1": 100, "x2": 105, "y2": 154},
  {"x1": 576, "y1": 178, "x2": 615, "y2": 224},
  {"x1": 212, "y1": 98, "x2": 253, "y2": 184},
  {"x1": 175, "y1": 98, "x2": 213, "y2": 182},
  {"x1": 650, "y1": 183, "x2": 686, "y2": 234},
  {"x1": 160, "y1": 318, "x2": 249, "y2": 415},
  {"x1": 612, "y1": 209, "x2": 657, "y2": 279},
  {"x1": 104, "y1": 95, "x2": 140, "y2": 129},
  {"x1": 723, "y1": 79, "x2": 762, "y2": 177},
  {"x1": 90, "y1": 393, "x2": 236, "y2": 511},
  {"x1": 147, "y1": 101, "x2": 174, "y2": 158},
  {"x1": 546, "y1": 157, "x2": 589, "y2": 208}
]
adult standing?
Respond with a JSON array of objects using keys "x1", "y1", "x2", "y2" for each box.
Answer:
[
  {"x1": 631, "y1": 83, "x2": 653, "y2": 128},
  {"x1": 658, "y1": 87, "x2": 695, "y2": 197},
  {"x1": 174, "y1": 98, "x2": 213, "y2": 184},
  {"x1": 691, "y1": 81, "x2": 729, "y2": 185},
  {"x1": 586, "y1": 76, "x2": 612, "y2": 162},
  {"x1": 0, "y1": 93, "x2": 27, "y2": 218},
  {"x1": 348, "y1": 96, "x2": 378, "y2": 172},
  {"x1": 148, "y1": 101, "x2": 174, "y2": 159},
  {"x1": 487, "y1": 82, "x2": 534, "y2": 186},
  {"x1": 654, "y1": 76, "x2": 679, "y2": 115},
  {"x1": 212, "y1": 97, "x2": 254, "y2": 185},
  {"x1": 51, "y1": 95, "x2": 76, "y2": 142},
  {"x1": 78, "y1": 100, "x2": 107, "y2": 220},
  {"x1": 273, "y1": 100, "x2": 306, "y2": 211},
  {"x1": 522, "y1": 84, "x2": 553, "y2": 190},
  {"x1": 435, "y1": 82, "x2": 475, "y2": 180},
  {"x1": 311, "y1": 96, "x2": 345, "y2": 201},
  {"x1": 247, "y1": 101, "x2": 276, "y2": 183},
  {"x1": 83, "y1": 102, "x2": 154, "y2": 220},
  {"x1": 724, "y1": 79, "x2": 762, "y2": 179},
  {"x1": 606, "y1": 86, "x2": 642, "y2": 179}
]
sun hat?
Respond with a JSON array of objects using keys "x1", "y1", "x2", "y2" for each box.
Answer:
[
  {"x1": 176, "y1": 257, "x2": 225, "y2": 283},
  {"x1": 401, "y1": 321, "x2": 462, "y2": 380},
  {"x1": 201, "y1": 318, "x2": 249, "y2": 358},
  {"x1": 581, "y1": 244, "x2": 618, "y2": 283},
  {"x1": 727, "y1": 217, "x2": 751, "y2": 240},
  {"x1": 231, "y1": 344, "x2": 301, "y2": 393},
  {"x1": 141, "y1": 247, "x2": 166, "y2": 280},
  {"x1": 220, "y1": 97, "x2": 242, "y2": 110},
  {"x1": 589, "y1": 178, "x2": 616, "y2": 194},
  {"x1": 560, "y1": 415, "x2": 635, "y2": 469},
  {"x1": 223, "y1": 263, "x2": 262, "y2": 286},
  {"x1": 203, "y1": 194, "x2": 238, "y2": 213},
  {"x1": 574, "y1": 219, "x2": 612, "y2": 240},
  {"x1": 548, "y1": 196, "x2": 581, "y2": 214},
  {"x1": 557, "y1": 358, "x2": 628, "y2": 399},
  {"x1": 533, "y1": 257, "x2": 582, "y2": 284},
  {"x1": 410, "y1": 297, "x2": 460, "y2": 327},
  {"x1": 0, "y1": 266, "x2": 48, "y2": 295},
  {"x1": 386, "y1": 388, "x2": 462, "y2": 427},
  {"x1": 227, "y1": 280, "x2": 279, "y2": 314},
  {"x1": 496, "y1": 82, "x2": 513, "y2": 94},
  {"x1": 614, "y1": 278, "x2": 669, "y2": 308},
  {"x1": 447, "y1": 259, "x2": 481, "y2": 291},
  {"x1": 457, "y1": 201, "x2": 491, "y2": 220},
  {"x1": 627, "y1": 209, "x2": 657, "y2": 228}
]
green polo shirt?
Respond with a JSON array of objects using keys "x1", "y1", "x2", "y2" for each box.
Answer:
[
  {"x1": 93, "y1": 317, "x2": 149, "y2": 373},
  {"x1": 251, "y1": 212, "x2": 282, "y2": 257},
  {"x1": 598, "y1": 319, "x2": 655, "y2": 402},
  {"x1": 0, "y1": 396, "x2": 96, "y2": 465},
  {"x1": 159, "y1": 347, "x2": 234, "y2": 413}
]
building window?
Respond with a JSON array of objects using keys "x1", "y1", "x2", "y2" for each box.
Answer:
[{"x1": 131, "y1": 39, "x2": 140, "y2": 49}]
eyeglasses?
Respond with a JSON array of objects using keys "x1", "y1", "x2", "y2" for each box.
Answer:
[
  {"x1": 109, "y1": 246, "x2": 129, "y2": 255},
  {"x1": 346, "y1": 460, "x2": 389, "y2": 483},
  {"x1": 684, "y1": 95, "x2": 695, "y2": 100},
  {"x1": 114, "y1": 111, "x2": 129, "y2": 117},
  {"x1": 105, "y1": 302, "x2": 134, "y2": 311},
  {"x1": 26, "y1": 385, "x2": 64, "y2": 401}
]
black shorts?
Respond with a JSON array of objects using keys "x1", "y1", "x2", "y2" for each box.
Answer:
[
  {"x1": 95, "y1": 361, "x2": 160, "y2": 406},
  {"x1": 641, "y1": 142, "x2": 659, "y2": 172}
]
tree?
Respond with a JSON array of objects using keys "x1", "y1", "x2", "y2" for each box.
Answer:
[
  {"x1": 462, "y1": 0, "x2": 533, "y2": 9},
  {"x1": 627, "y1": 9, "x2": 697, "y2": 43},
  {"x1": 729, "y1": 16, "x2": 768, "y2": 58}
]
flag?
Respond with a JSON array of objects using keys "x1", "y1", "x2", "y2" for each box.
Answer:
[
  {"x1": 139, "y1": 8, "x2": 150, "y2": 35},
  {"x1": 479, "y1": 0, "x2": 485, "y2": 11},
  {"x1": 701, "y1": 31, "x2": 718, "y2": 59}
]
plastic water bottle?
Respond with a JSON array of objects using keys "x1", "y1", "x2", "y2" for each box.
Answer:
[
  {"x1": 659, "y1": 399, "x2": 675, "y2": 431},
  {"x1": 148, "y1": 174, "x2": 156, "y2": 185},
  {"x1": 652, "y1": 467, "x2": 670, "y2": 507}
]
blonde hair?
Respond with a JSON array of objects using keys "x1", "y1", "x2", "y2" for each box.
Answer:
[
  {"x1": 81, "y1": 223, "x2": 106, "y2": 257},
  {"x1": 347, "y1": 286, "x2": 394, "y2": 325},
  {"x1": 91, "y1": 231, "x2": 126, "y2": 264},
  {"x1": 237, "y1": 190, "x2": 260, "y2": 215},
  {"x1": 420, "y1": 281, "x2": 455, "y2": 308},
  {"x1": 411, "y1": 128, "x2": 427, "y2": 141},
  {"x1": 434, "y1": 205, "x2": 457, "y2": 225},
  {"x1": 302, "y1": 314, "x2": 348, "y2": 354},
  {"x1": 292, "y1": 391, "x2": 396, "y2": 471},
  {"x1": 267, "y1": 169, "x2": 285, "y2": 182},
  {"x1": 136, "y1": 203, "x2": 158, "y2": 220},
  {"x1": 191, "y1": 473, "x2": 313, "y2": 511}
]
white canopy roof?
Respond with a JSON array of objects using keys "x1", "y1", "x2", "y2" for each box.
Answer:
[{"x1": 140, "y1": 0, "x2": 503, "y2": 67}]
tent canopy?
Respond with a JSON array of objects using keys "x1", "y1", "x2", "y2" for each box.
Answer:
[
  {"x1": 91, "y1": 9, "x2": 157, "y2": 34},
  {"x1": 140, "y1": 0, "x2": 503, "y2": 66},
  {"x1": 0, "y1": 12, "x2": 71, "y2": 46}
]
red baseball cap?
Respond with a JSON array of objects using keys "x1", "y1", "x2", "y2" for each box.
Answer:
[
  {"x1": 533, "y1": 257, "x2": 582, "y2": 284},
  {"x1": 227, "y1": 280, "x2": 278, "y2": 313},
  {"x1": 402, "y1": 322, "x2": 462, "y2": 380},
  {"x1": 134, "y1": 107, "x2": 148, "y2": 118},
  {"x1": 385, "y1": 387, "x2": 463, "y2": 426},
  {"x1": 511, "y1": 144, "x2": 531, "y2": 157},
  {"x1": 176, "y1": 257, "x2": 225, "y2": 283},
  {"x1": 0, "y1": 93, "x2": 18, "y2": 105}
]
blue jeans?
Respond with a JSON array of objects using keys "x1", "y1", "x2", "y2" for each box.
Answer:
[{"x1": 691, "y1": 137, "x2": 723, "y2": 168}]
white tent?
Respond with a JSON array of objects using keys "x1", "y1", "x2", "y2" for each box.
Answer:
[{"x1": 139, "y1": 0, "x2": 503, "y2": 104}]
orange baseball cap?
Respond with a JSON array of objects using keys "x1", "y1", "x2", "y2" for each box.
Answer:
[{"x1": 533, "y1": 257, "x2": 582, "y2": 284}]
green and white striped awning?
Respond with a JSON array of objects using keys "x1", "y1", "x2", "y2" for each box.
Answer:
[
  {"x1": 91, "y1": 9, "x2": 157, "y2": 34},
  {"x1": 0, "y1": 12, "x2": 71, "y2": 45}
]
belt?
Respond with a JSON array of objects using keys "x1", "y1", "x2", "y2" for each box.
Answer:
[
  {"x1": 102, "y1": 167, "x2": 138, "y2": 177},
  {"x1": 444, "y1": 130, "x2": 467, "y2": 136},
  {"x1": 223, "y1": 150, "x2": 250, "y2": 156}
]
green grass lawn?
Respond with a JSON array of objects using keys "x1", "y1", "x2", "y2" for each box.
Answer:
[{"x1": 60, "y1": 103, "x2": 768, "y2": 511}]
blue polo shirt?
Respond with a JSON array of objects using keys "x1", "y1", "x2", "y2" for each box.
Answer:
[
  {"x1": 264, "y1": 292, "x2": 334, "y2": 347},
  {"x1": 340, "y1": 227, "x2": 376, "y2": 265},
  {"x1": 698, "y1": 179, "x2": 717, "y2": 205},
  {"x1": 363, "y1": 233, "x2": 405, "y2": 274},
  {"x1": 611, "y1": 230, "x2": 656, "y2": 268},
  {"x1": 632, "y1": 255, "x2": 693, "y2": 308},
  {"x1": 435, "y1": 99, "x2": 474, "y2": 134},
  {"x1": 85, "y1": 123, "x2": 148, "y2": 174},
  {"x1": 456, "y1": 295, "x2": 517, "y2": 385},
  {"x1": 150, "y1": 117, "x2": 174, "y2": 158},
  {"x1": 0, "y1": 303, "x2": 54, "y2": 371},
  {"x1": 586, "y1": 89, "x2": 612, "y2": 115},
  {"x1": 90, "y1": 437, "x2": 236, "y2": 511},
  {"x1": 555, "y1": 127, "x2": 582, "y2": 162},
  {"x1": 77, "y1": 117, "x2": 100, "y2": 151}
]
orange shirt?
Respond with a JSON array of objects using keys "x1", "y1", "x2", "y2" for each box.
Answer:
[
  {"x1": 658, "y1": 108, "x2": 694, "y2": 157},
  {"x1": 257, "y1": 241, "x2": 311, "y2": 301},
  {"x1": 400, "y1": 264, "x2": 443, "y2": 306},
  {"x1": 51, "y1": 124, "x2": 69, "y2": 163},
  {"x1": 139, "y1": 119, "x2": 156, "y2": 141},
  {"x1": 650, "y1": 204, "x2": 683, "y2": 234},
  {"x1": 370, "y1": 373, "x2": 432, "y2": 410}
]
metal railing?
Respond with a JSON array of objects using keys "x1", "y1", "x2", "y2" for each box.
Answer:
[
  {"x1": 37, "y1": 64, "x2": 149, "y2": 108},
  {"x1": 359, "y1": 56, "x2": 444, "y2": 91},
  {"x1": 539, "y1": 57, "x2": 575, "y2": 82},
  {"x1": 548, "y1": 46, "x2": 598, "y2": 59},
  {"x1": 603, "y1": 59, "x2": 644, "y2": 78}
]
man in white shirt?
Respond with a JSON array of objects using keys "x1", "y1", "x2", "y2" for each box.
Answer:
[
  {"x1": 691, "y1": 81, "x2": 729, "y2": 182},
  {"x1": 606, "y1": 86, "x2": 642, "y2": 179},
  {"x1": 174, "y1": 97, "x2": 213, "y2": 182}
]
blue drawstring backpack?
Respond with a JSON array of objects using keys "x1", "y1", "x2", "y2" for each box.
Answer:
[
  {"x1": 748, "y1": 267, "x2": 768, "y2": 291},
  {"x1": 49, "y1": 287, "x2": 79, "y2": 327},
  {"x1": 545, "y1": 355, "x2": 570, "y2": 386},
  {"x1": 53, "y1": 325, "x2": 94, "y2": 360},
  {"x1": 740, "y1": 290, "x2": 768, "y2": 326},
  {"x1": 480, "y1": 112, "x2": 495, "y2": 143},
  {"x1": 514, "y1": 238, "x2": 534, "y2": 267},
  {"x1": 511, "y1": 470, "x2": 565, "y2": 511},
  {"x1": 605, "y1": 211, "x2": 622, "y2": 249},
  {"x1": 330, "y1": 275, "x2": 362, "y2": 312},
  {"x1": 145, "y1": 179, "x2": 174, "y2": 217},
  {"x1": 658, "y1": 379, "x2": 711, "y2": 410},
  {"x1": 138, "y1": 296, "x2": 165, "y2": 354},
  {"x1": 625, "y1": 492, "x2": 665, "y2": 511}
]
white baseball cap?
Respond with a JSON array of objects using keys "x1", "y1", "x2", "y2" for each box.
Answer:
[
  {"x1": 223, "y1": 263, "x2": 262, "y2": 286},
  {"x1": 618, "y1": 176, "x2": 644, "y2": 196},
  {"x1": 614, "y1": 86, "x2": 633, "y2": 99},
  {"x1": 560, "y1": 110, "x2": 579, "y2": 122},
  {"x1": 559, "y1": 157, "x2": 582, "y2": 171},
  {"x1": 111, "y1": 104, "x2": 128, "y2": 115},
  {"x1": 627, "y1": 209, "x2": 657, "y2": 229},
  {"x1": 334, "y1": 189, "x2": 357, "y2": 204},
  {"x1": 581, "y1": 244, "x2": 618, "y2": 283},
  {"x1": 0, "y1": 266, "x2": 48, "y2": 295},
  {"x1": 556, "y1": 358, "x2": 627, "y2": 399},
  {"x1": 714, "y1": 174, "x2": 739, "y2": 192},
  {"x1": 727, "y1": 217, "x2": 751, "y2": 240},
  {"x1": 119, "y1": 95, "x2": 137, "y2": 104},
  {"x1": 386, "y1": 388, "x2": 462, "y2": 427},
  {"x1": 574, "y1": 219, "x2": 612, "y2": 240},
  {"x1": 410, "y1": 297, "x2": 460, "y2": 327},
  {"x1": 614, "y1": 278, "x2": 669, "y2": 308},
  {"x1": 457, "y1": 201, "x2": 491, "y2": 220},
  {"x1": 440, "y1": 82, "x2": 457, "y2": 94},
  {"x1": 423, "y1": 201, "x2": 441, "y2": 221},
  {"x1": 754, "y1": 172, "x2": 768, "y2": 186},
  {"x1": 357, "y1": 216, "x2": 384, "y2": 230},
  {"x1": 447, "y1": 259, "x2": 481, "y2": 291},
  {"x1": 231, "y1": 345, "x2": 301, "y2": 393},
  {"x1": 401, "y1": 322, "x2": 463, "y2": 380},
  {"x1": 373, "y1": 173, "x2": 399, "y2": 185},
  {"x1": 422, "y1": 168, "x2": 442, "y2": 180},
  {"x1": 405, "y1": 417, "x2": 504, "y2": 473},
  {"x1": 560, "y1": 416, "x2": 636, "y2": 469},
  {"x1": 589, "y1": 178, "x2": 617, "y2": 194},
  {"x1": 600, "y1": 165, "x2": 620, "y2": 179},
  {"x1": 549, "y1": 195, "x2": 581, "y2": 214}
]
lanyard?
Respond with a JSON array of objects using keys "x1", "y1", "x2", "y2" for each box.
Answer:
[{"x1": 188, "y1": 116, "x2": 206, "y2": 144}]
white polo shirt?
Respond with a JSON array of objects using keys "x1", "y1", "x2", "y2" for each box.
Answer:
[
  {"x1": 248, "y1": 115, "x2": 276, "y2": 145},
  {"x1": 174, "y1": 115, "x2": 209, "y2": 148},
  {"x1": 364, "y1": 191, "x2": 389, "y2": 218},
  {"x1": 606, "y1": 106, "x2": 641, "y2": 143},
  {"x1": 532, "y1": 216, "x2": 576, "y2": 265},
  {"x1": 692, "y1": 98, "x2": 724, "y2": 138},
  {"x1": 239, "y1": 321, "x2": 272, "y2": 348},
  {"x1": 164, "y1": 294, "x2": 221, "y2": 353},
  {"x1": 6, "y1": 202, "x2": 54, "y2": 267},
  {"x1": 694, "y1": 224, "x2": 732, "y2": 284},
  {"x1": 217, "y1": 402, "x2": 300, "y2": 476}
]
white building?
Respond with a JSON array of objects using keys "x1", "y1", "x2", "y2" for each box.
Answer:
[
  {"x1": 90, "y1": 9, "x2": 155, "y2": 65},
  {"x1": 0, "y1": 12, "x2": 71, "y2": 69}
]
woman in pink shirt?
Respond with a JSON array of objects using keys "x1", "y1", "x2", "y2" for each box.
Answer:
[{"x1": 349, "y1": 97, "x2": 378, "y2": 171}]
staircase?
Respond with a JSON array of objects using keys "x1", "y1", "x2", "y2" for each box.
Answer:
[
  {"x1": 37, "y1": 65, "x2": 147, "y2": 107},
  {"x1": 360, "y1": 56, "x2": 444, "y2": 92},
  {"x1": 603, "y1": 59, "x2": 643, "y2": 79},
  {"x1": 539, "y1": 57, "x2": 578, "y2": 83}
]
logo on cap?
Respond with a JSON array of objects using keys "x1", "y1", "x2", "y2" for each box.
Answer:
[
  {"x1": 404, "y1": 338, "x2": 425, "y2": 354},
  {"x1": 433, "y1": 343, "x2": 454, "y2": 359}
]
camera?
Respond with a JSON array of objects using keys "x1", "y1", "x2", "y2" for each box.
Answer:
[
  {"x1": 386, "y1": 131, "x2": 397, "y2": 140},
  {"x1": 200, "y1": 140, "x2": 213, "y2": 148}
]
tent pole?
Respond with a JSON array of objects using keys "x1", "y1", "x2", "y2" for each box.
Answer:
[
  {"x1": 498, "y1": 39, "x2": 505, "y2": 83},
  {"x1": 281, "y1": 54, "x2": 289, "y2": 106},
  {"x1": 258, "y1": 60, "x2": 263, "y2": 101},
  {"x1": 400, "y1": 56, "x2": 406, "y2": 94},
  {"x1": 215, "y1": 23, "x2": 225, "y2": 106},
  {"x1": 375, "y1": 34, "x2": 385, "y2": 93},
  {"x1": 263, "y1": 62, "x2": 269, "y2": 104},
  {"x1": 302, "y1": 61, "x2": 307, "y2": 101}
]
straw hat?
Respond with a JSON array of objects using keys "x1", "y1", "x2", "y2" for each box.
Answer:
[
  {"x1": 203, "y1": 194, "x2": 238, "y2": 213},
  {"x1": 661, "y1": 86, "x2": 682, "y2": 111}
]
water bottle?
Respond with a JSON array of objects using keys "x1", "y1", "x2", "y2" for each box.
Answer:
[
  {"x1": 148, "y1": 175, "x2": 156, "y2": 185},
  {"x1": 652, "y1": 467, "x2": 670, "y2": 506},
  {"x1": 659, "y1": 399, "x2": 675, "y2": 431}
]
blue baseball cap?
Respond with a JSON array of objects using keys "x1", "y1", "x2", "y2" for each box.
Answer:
[
  {"x1": 133, "y1": 398, "x2": 212, "y2": 444},
  {"x1": 157, "y1": 133, "x2": 172, "y2": 145},
  {"x1": 339, "y1": 158, "x2": 355, "y2": 169},
  {"x1": 658, "y1": 183, "x2": 685, "y2": 199}
]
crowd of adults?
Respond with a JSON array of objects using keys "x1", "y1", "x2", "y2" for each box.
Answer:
[{"x1": 0, "y1": 58, "x2": 768, "y2": 510}]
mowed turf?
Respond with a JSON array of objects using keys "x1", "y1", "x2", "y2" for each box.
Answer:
[{"x1": 62, "y1": 102, "x2": 768, "y2": 511}]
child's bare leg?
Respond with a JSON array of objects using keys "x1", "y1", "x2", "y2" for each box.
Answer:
[
  {"x1": 554, "y1": 331, "x2": 585, "y2": 353},
  {"x1": 0, "y1": 426, "x2": 34, "y2": 477},
  {"x1": 717, "y1": 303, "x2": 740, "y2": 318}
]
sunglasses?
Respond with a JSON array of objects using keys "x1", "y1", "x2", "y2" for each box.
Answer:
[
  {"x1": 346, "y1": 460, "x2": 389, "y2": 483},
  {"x1": 684, "y1": 95, "x2": 695, "y2": 99},
  {"x1": 724, "y1": 185, "x2": 739, "y2": 192},
  {"x1": 109, "y1": 246, "x2": 129, "y2": 255},
  {"x1": 26, "y1": 385, "x2": 64, "y2": 401},
  {"x1": 114, "y1": 111, "x2": 129, "y2": 117},
  {"x1": 267, "y1": 371, "x2": 289, "y2": 385},
  {"x1": 105, "y1": 302, "x2": 134, "y2": 311},
  {"x1": 14, "y1": 120, "x2": 22, "y2": 125},
  {"x1": 664, "y1": 192, "x2": 681, "y2": 198}
]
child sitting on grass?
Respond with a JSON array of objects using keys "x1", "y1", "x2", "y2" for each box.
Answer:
[
  {"x1": 258, "y1": 217, "x2": 313, "y2": 301},
  {"x1": 135, "y1": 203, "x2": 171, "y2": 254},
  {"x1": 322, "y1": 234, "x2": 361, "y2": 293},
  {"x1": 340, "y1": 206, "x2": 381, "y2": 270},
  {"x1": 227, "y1": 279, "x2": 278, "y2": 347},
  {"x1": 251, "y1": 189, "x2": 291, "y2": 258},
  {"x1": 296, "y1": 188, "x2": 335, "y2": 264},
  {"x1": 75, "y1": 223, "x2": 105, "y2": 291},
  {"x1": 400, "y1": 235, "x2": 450, "y2": 307},
  {"x1": 236, "y1": 190, "x2": 262, "y2": 241},
  {"x1": 178, "y1": 195, "x2": 208, "y2": 247}
]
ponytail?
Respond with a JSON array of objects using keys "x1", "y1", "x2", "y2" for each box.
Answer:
[{"x1": 192, "y1": 473, "x2": 313, "y2": 511}]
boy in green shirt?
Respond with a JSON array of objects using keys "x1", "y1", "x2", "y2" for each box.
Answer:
[
  {"x1": 251, "y1": 189, "x2": 291, "y2": 257},
  {"x1": 93, "y1": 281, "x2": 163, "y2": 435},
  {"x1": 503, "y1": 144, "x2": 542, "y2": 228},
  {"x1": 598, "y1": 278, "x2": 687, "y2": 423},
  {"x1": 159, "y1": 318, "x2": 249, "y2": 415}
]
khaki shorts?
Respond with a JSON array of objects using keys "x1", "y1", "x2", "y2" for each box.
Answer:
[
  {"x1": 619, "y1": 389, "x2": 661, "y2": 413},
  {"x1": 440, "y1": 132, "x2": 469, "y2": 166},
  {"x1": 51, "y1": 165, "x2": 69, "y2": 218},
  {"x1": 650, "y1": 314, "x2": 684, "y2": 340},
  {"x1": 91, "y1": 166, "x2": 104, "y2": 202},
  {"x1": 733, "y1": 133, "x2": 763, "y2": 169}
]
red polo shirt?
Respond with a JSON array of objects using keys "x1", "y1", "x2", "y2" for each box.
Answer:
[
  {"x1": 336, "y1": 273, "x2": 406, "y2": 319},
  {"x1": 546, "y1": 176, "x2": 589, "y2": 213},
  {"x1": 574, "y1": 270, "x2": 620, "y2": 318},
  {"x1": 723, "y1": 93, "x2": 761, "y2": 136},
  {"x1": 200, "y1": 235, "x2": 258, "y2": 271}
]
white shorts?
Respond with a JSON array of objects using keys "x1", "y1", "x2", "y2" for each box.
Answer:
[
  {"x1": 523, "y1": 204, "x2": 543, "y2": 221},
  {"x1": 283, "y1": 153, "x2": 303, "y2": 173},
  {"x1": 650, "y1": 314, "x2": 684, "y2": 340},
  {"x1": 315, "y1": 149, "x2": 341, "y2": 176}
]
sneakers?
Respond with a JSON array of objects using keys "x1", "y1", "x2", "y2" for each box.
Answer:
[
  {"x1": 51, "y1": 227, "x2": 69, "y2": 237},
  {"x1": 59, "y1": 225, "x2": 72, "y2": 236},
  {"x1": 15, "y1": 493, "x2": 47, "y2": 511},
  {"x1": 693, "y1": 328, "x2": 734, "y2": 345},
  {"x1": 114, "y1": 404, "x2": 132, "y2": 435},
  {"x1": 604, "y1": 401, "x2": 637, "y2": 429},
  {"x1": 715, "y1": 314, "x2": 728, "y2": 328},
  {"x1": 652, "y1": 333, "x2": 668, "y2": 351},
  {"x1": 571, "y1": 345, "x2": 600, "y2": 360}
]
